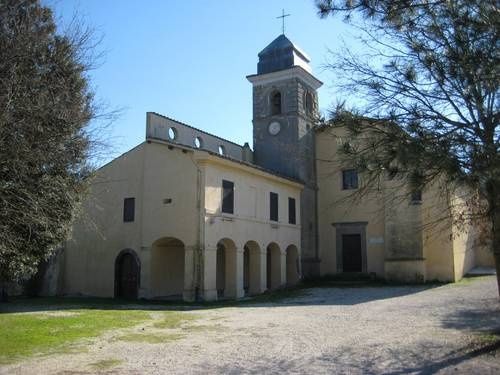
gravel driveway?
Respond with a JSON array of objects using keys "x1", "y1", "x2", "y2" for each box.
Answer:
[{"x1": 3, "y1": 276, "x2": 500, "y2": 374}]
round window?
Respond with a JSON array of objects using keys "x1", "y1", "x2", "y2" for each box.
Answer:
[
  {"x1": 218, "y1": 145, "x2": 225, "y2": 156},
  {"x1": 168, "y1": 127, "x2": 177, "y2": 140},
  {"x1": 194, "y1": 136, "x2": 203, "y2": 148}
]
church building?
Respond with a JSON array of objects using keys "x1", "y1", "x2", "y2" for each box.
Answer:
[{"x1": 59, "y1": 34, "x2": 493, "y2": 301}]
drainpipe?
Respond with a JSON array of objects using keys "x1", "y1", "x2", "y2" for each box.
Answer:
[
  {"x1": 189, "y1": 152, "x2": 205, "y2": 302},
  {"x1": 196, "y1": 166, "x2": 205, "y2": 301}
]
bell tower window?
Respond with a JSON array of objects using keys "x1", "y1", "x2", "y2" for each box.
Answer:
[
  {"x1": 271, "y1": 91, "x2": 282, "y2": 115},
  {"x1": 305, "y1": 91, "x2": 314, "y2": 114}
]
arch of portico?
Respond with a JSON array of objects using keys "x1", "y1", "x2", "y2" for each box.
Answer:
[
  {"x1": 266, "y1": 242, "x2": 283, "y2": 290},
  {"x1": 243, "y1": 241, "x2": 262, "y2": 296},
  {"x1": 216, "y1": 238, "x2": 240, "y2": 299},
  {"x1": 150, "y1": 237, "x2": 185, "y2": 299}
]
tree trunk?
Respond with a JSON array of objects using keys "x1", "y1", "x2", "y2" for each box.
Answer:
[
  {"x1": 0, "y1": 283, "x2": 7, "y2": 303},
  {"x1": 492, "y1": 207, "x2": 500, "y2": 299}
]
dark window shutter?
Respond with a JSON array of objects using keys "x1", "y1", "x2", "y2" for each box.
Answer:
[
  {"x1": 288, "y1": 197, "x2": 296, "y2": 224},
  {"x1": 270, "y1": 192, "x2": 279, "y2": 221},
  {"x1": 222, "y1": 180, "x2": 234, "y2": 214},
  {"x1": 123, "y1": 198, "x2": 135, "y2": 222}
]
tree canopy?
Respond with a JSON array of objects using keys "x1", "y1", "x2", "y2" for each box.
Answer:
[
  {"x1": 0, "y1": 0, "x2": 98, "y2": 294},
  {"x1": 316, "y1": 0, "x2": 500, "y2": 293}
]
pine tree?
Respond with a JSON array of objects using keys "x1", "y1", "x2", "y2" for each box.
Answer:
[{"x1": 316, "y1": 0, "x2": 499, "y2": 294}]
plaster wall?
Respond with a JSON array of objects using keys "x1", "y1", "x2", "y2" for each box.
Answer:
[
  {"x1": 201, "y1": 157, "x2": 302, "y2": 252},
  {"x1": 63, "y1": 144, "x2": 147, "y2": 297},
  {"x1": 475, "y1": 245, "x2": 495, "y2": 267},
  {"x1": 63, "y1": 139, "x2": 302, "y2": 301},
  {"x1": 199, "y1": 156, "x2": 302, "y2": 299},
  {"x1": 450, "y1": 195, "x2": 476, "y2": 281},
  {"x1": 63, "y1": 142, "x2": 200, "y2": 298},
  {"x1": 420, "y1": 184, "x2": 455, "y2": 281},
  {"x1": 316, "y1": 127, "x2": 386, "y2": 277},
  {"x1": 146, "y1": 112, "x2": 244, "y2": 160}
]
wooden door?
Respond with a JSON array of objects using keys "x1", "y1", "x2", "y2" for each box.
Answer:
[
  {"x1": 117, "y1": 253, "x2": 139, "y2": 299},
  {"x1": 342, "y1": 234, "x2": 362, "y2": 272}
]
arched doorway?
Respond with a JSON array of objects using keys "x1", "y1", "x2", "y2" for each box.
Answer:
[
  {"x1": 243, "y1": 241, "x2": 261, "y2": 295},
  {"x1": 151, "y1": 237, "x2": 185, "y2": 299},
  {"x1": 286, "y1": 245, "x2": 300, "y2": 286},
  {"x1": 266, "y1": 243, "x2": 282, "y2": 290},
  {"x1": 115, "y1": 249, "x2": 140, "y2": 299},
  {"x1": 216, "y1": 238, "x2": 237, "y2": 298}
]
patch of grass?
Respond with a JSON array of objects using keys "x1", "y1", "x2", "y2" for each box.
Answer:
[
  {"x1": 117, "y1": 333, "x2": 184, "y2": 344},
  {"x1": 0, "y1": 309, "x2": 150, "y2": 364},
  {"x1": 476, "y1": 331, "x2": 500, "y2": 344},
  {"x1": 181, "y1": 323, "x2": 223, "y2": 333},
  {"x1": 453, "y1": 276, "x2": 492, "y2": 286},
  {"x1": 89, "y1": 358, "x2": 123, "y2": 370},
  {"x1": 152, "y1": 312, "x2": 199, "y2": 329}
]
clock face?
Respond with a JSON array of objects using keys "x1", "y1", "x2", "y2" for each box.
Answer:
[{"x1": 268, "y1": 121, "x2": 281, "y2": 135}]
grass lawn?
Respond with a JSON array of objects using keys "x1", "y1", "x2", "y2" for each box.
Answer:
[
  {"x1": 0, "y1": 308, "x2": 151, "y2": 364},
  {"x1": 0, "y1": 288, "x2": 307, "y2": 365},
  {"x1": 0, "y1": 299, "x2": 202, "y2": 365}
]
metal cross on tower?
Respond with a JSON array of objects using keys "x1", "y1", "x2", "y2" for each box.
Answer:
[{"x1": 276, "y1": 9, "x2": 291, "y2": 35}]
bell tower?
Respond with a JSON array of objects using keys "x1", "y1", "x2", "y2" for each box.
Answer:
[{"x1": 247, "y1": 34, "x2": 322, "y2": 277}]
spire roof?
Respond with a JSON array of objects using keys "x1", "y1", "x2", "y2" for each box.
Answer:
[{"x1": 257, "y1": 34, "x2": 311, "y2": 75}]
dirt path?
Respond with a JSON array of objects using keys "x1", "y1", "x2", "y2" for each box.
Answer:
[{"x1": 2, "y1": 276, "x2": 500, "y2": 374}]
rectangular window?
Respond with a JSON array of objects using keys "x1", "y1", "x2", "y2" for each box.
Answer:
[
  {"x1": 222, "y1": 180, "x2": 234, "y2": 214},
  {"x1": 342, "y1": 169, "x2": 358, "y2": 190},
  {"x1": 270, "y1": 192, "x2": 279, "y2": 221},
  {"x1": 288, "y1": 197, "x2": 296, "y2": 224},
  {"x1": 411, "y1": 190, "x2": 422, "y2": 204},
  {"x1": 123, "y1": 197, "x2": 135, "y2": 222}
]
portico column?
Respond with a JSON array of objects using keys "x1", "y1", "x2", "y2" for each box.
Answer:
[
  {"x1": 225, "y1": 247, "x2": 245, "y2": 299},
  {"x1": 235, "y1": 248, "x2": 245, "y2": 299},
  {"x1": 280, "y1": 250, "x2": 287, "y2": 288},
  {"x1": 298, "y1": 248, "x2": 303, "y2": 280},
  {"x1": 183, "y1": 245, "x2": 196, "y2": 302},
  {"x1": 203, "y1": 247, "x2": 218, "y2": 301},
  {"x1": 260, "y1": 249, "x2": 267, "y2": 292}
]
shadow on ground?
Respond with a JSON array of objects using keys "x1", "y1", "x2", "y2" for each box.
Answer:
[
  {"x1": 441, "y1": 306, "x2": 500, "y2": 334},
  {"x1": 0, "y1": 281, "x2": 443, "y2": 314},
  {"x1": 208, "y1": 339, "x2": 500, "y2": 374}
]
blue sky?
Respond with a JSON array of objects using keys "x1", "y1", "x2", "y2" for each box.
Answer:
[{"x1": 46, "y1": 0, "x2": 358, "y2": 163}]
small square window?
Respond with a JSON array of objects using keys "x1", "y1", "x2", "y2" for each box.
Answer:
[
  {"x1": 342, "y1": 169, "x2": 358, "y2": 190},
  {"x1": 123, "y1": 197, "x2": 135, "y2": 222},
  {"x1": 411, "y1": 190, "x2": 422, "y2": 204}
]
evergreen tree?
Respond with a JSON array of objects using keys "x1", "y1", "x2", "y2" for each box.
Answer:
[
  {"x1": 316, "y1": 1, "x2": 499, "y2": 294},
  {"x1": 0, "y1": 0, "x2": 99, "y2": 299}
]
